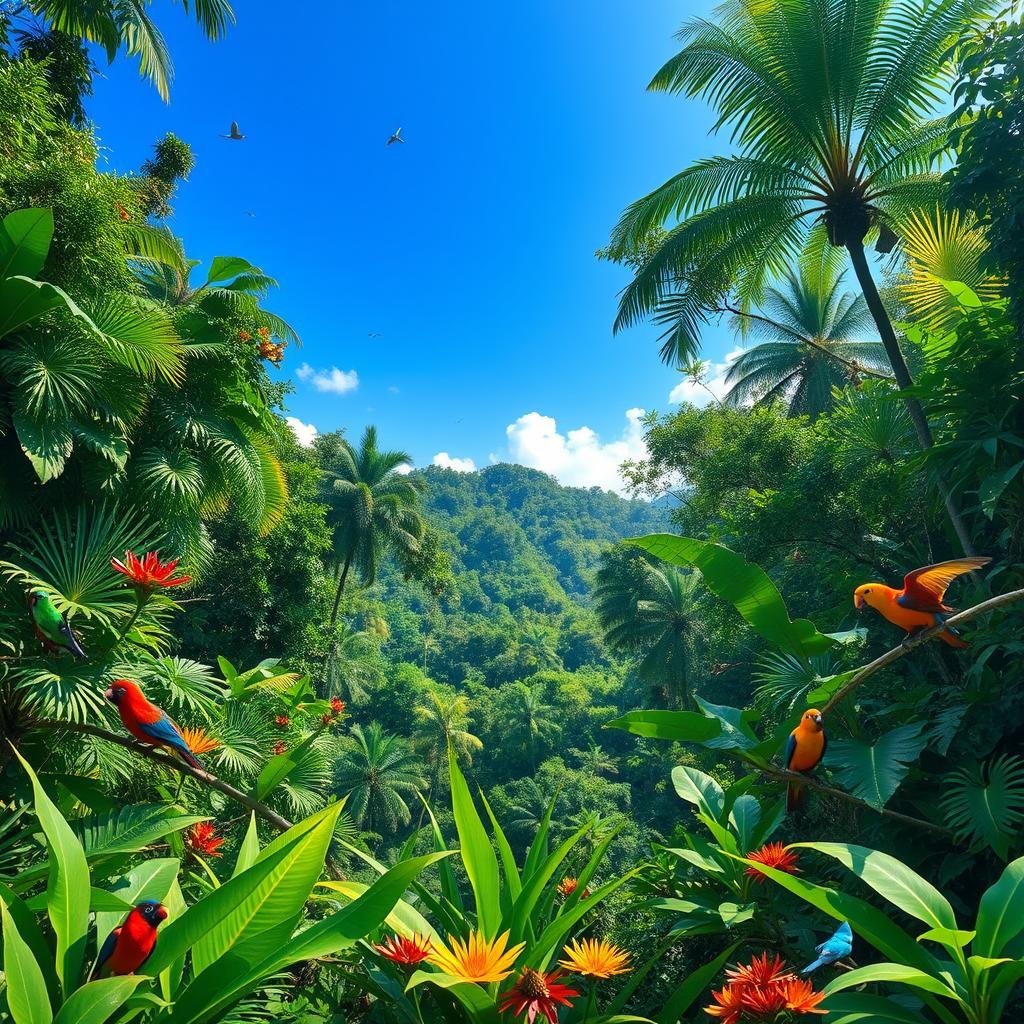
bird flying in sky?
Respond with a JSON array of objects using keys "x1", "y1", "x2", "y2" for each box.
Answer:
[
  {"x1": 28, "y1": 588, "x2": 86, "y2": 658},
  {"x1": 105, "y1": 679, "x2": 204, "y2": 770},
  {"x1": 854, "y1": 557, "x2": 990, "y2": 648},
  {"x1": 386, "y1": 127, "x2": 404, "y2": 145},
  {"x1": 221, "y1": 121, "x2": 245, "y2": 140}
]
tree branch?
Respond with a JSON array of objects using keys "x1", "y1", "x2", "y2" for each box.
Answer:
[
  {"x1": 30, "y1": 719, "x2": 346, "y2": 879},
  {"x1": 822, "y1": 586, "x2": 1024, "y2": 714}
]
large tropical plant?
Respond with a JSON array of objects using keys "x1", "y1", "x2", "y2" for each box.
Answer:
[
  {"x1": 413, "y1": 689, "x2": 484, "y2": 789},
  {"x1": 723, "y1": 258, "x2": 890, "y2": 419},
  {"x1": 608, "y1": 0, "x2": 987, "y2": 552},
  {"x1": 317, "y1": 426, "x2": 426, "y2": 627}
]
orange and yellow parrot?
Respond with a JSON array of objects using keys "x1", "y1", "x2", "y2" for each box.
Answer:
[
  {"x1": 784, "y1": 709, "x2": 826, "y2": 813},
  {"x1": 853, "y1": 557, "x2": 990, "y2": 648}
]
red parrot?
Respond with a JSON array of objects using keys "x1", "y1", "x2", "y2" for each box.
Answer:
[
  {"x1": 853, "y1": 557, "x2": 990, "y2": 648},
  {"x1": 784, "y1": 709, "x2": 826, "y2": 812},
  {"x1": 94, "y1": 900, "x2": 167, "y2": 977},
  {"x1": 105, "y1": 679, "x2": 204, "y2": 770}
]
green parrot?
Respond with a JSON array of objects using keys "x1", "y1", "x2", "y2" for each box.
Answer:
[{"x1": 27, "y1": 588, "x2": 87, "y2": 658}]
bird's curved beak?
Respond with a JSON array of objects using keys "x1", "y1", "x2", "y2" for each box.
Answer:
[
  {"x1": 813, "y1": 713, "x2": 823, "y2": 727},
  {"x1": 853, "y1": 593, "x2": 866, "y2": 610},
  {"x1": 155, "y1": 906, "x2": 168, "y2": 922},
  {"x1": 103, "y1": 687, "x2": 114, "y2": 702}
]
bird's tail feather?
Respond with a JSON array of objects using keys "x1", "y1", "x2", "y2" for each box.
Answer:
[
  {"x1": 939, "y1": 627, "x2": 969, "y2": 649},
  {"x1": 787, "y1": 781, "x2": 807, "y2": 813},
  {"x1": 175, "y1": 747, "x2": 204, "y2": 771},
  {"x1": 801, "y1": 956, "x2": 826, "y2": 975}
]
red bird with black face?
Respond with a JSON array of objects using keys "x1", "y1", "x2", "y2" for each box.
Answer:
[{"x1": 94, "y1": 900, "x2": 167, "y2": 977}]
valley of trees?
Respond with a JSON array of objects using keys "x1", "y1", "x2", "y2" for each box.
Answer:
[{"x1": 1, "y1": 2, "x2": 1023, "y2": 1023}]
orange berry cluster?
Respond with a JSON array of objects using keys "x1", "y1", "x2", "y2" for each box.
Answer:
[{"x1": 239, "y1": 326, "x2": 286, "y2": 364}]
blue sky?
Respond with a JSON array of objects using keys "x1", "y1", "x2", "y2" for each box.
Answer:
[{"x1": 87, "y1": 0, "x2": 734, "y2": 492}]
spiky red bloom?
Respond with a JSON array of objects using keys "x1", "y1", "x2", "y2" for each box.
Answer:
[
  {"x1": 272, "y1": 740, "x2": 287, "y2": 755},
  {"x1": 187, "y1": 822, "x2": 224, "y2": 858},
  {"x1": 374, "y1": 933, "x2": 433, "y2": 966},
  {"x1": 704, "y1": 983, "x2": 747, "y2": 1024},
  {"x1": 321, "y1": 713, "x2": 334, "y2": 725},
  {"x1": 330, "y1": 696, "x2": 345, "y2": 714},
  {"x1": 238, "y1": 329, "x2": 252, "y2": 341},
  {"x1": 780, "y1": 978, "x2": 828, "y2": 1015},
  {"x1": 111, "y1": 550, "x2": 191, "y2": 592},
  {"x1": 745, "y1": 843, "x2": 800, "y2": 884},
  {"x1": 725, "y1": 952, "x2": 794, "y2": 989},
  {"x1": 498, "y1": 967, "x2": 579, "y2": 1024},
  {"x1": 275, "y1": 715, "x2": 290, "y2": 728}
]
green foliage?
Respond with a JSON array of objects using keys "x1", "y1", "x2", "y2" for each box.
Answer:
[
  {"x1": 942, "y1": 754, "x2": 1024, "y2": 859},
  {"x1": 826, "y1": 724, "x2": 928, "y2": 810}
]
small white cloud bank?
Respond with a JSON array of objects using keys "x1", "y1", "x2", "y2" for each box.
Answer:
[
  {"x1": 295, "y1": 362, "x2": 359, "y2": 395},
  {"x1": 394, "y1": 463, "x2": 413, "y2": 476},
  {"x1": 432, "y1": 452, "x2": 477, "y2": 472},
  {"x1": 668, "y1": 348, "x2": 744, "y2": 406},
  {"x1": 504, "y1": 408, "x2": 647, "y2": 495},
  {"x1": 286, "y1": 416, "x2": 318, "y2": 447}
]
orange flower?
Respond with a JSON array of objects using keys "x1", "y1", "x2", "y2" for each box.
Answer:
[
  {"x1": 428, "y1": 930, "x2": 524, "y2": 983},
  {"x1": 558, "y1": 937, "x2": 630, "y2": 979},
  {"x1": 498, "y1": 967, "x2": 578, "y2": 1023},
  {"x1": 745, "y1": 842, "x2": 800, "y2": 883},
  {"x1": 725, "y1": 952, "x2": 793, "y2": 988},
  {"x1": 556, "y1": 877, "x2": 590, "y2": 899},
  {"x1": 275, "y1": 715, "x2": 290, "y2": 728},
  {"x1": 704, "y1": 982, "x2": 747, "y2": 1024},
  {"x1": 374, "y1": 932, "x2": 433, "y2": 966},
  {"x1": 116, "y1": 203, "x2": 130, "y2": 222},
  {"x1": 271, "y1": 740, "x2": 287, "y2": 755},
  {"x1": 321, "y1": 713, "x2": 334, "y2": 725},
  {"x1": 330, "y1": 696, "x2": 345, "y2": 714},
  {"x1": 238, "y1": 329, "x2": 252, "y2": 341},
  {"x1": 257, "y1": 326, "x2": 270, "y2": 340},
  {"x1": 187, "y1": 821, "x2": 224, "y2": 858},
  {"x1": 179, "y1": 726, "x2": 220, "y2": 755},
  {"x1": 780, "y1": 978, "x2": 828, "y2": 1015}
]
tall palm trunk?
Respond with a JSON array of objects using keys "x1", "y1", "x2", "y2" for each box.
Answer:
[
  {"x1": 847, "y1": 242, "x2": 976, "y2": 558},
  {"x1": 329, "y1": 552, "x2": 353, "y2": 629}
]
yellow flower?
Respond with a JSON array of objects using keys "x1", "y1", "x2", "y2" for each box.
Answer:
[
  {"x1": 180, "y1": 726, "x2": 220, "y2": 755},
  {"x1": 427, "y1": 930, "x2": 525, "y2": 984},
  {"x1": 558, "y1": 937, "x2": 630, "y2": 979}
]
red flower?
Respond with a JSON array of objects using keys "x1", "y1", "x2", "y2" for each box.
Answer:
[
  {"x1": 275, "y1": 715, "x2": 290, "y2": 728},
  {"x1": 330, "y1": 696, "x2": 345, "y2": 714},
  {"x1": 238, "y1": 329, "x2": 252, "y2": 341},
  {"x1": 704, "y1": 954, "x2": 824, "y2": 1022},
  {"x1": 374, "y1": 933, "x2": 433, "y2": 966},
  {"x1": 187, "y1": 821, "x2": 224, "y2": 858},
  {"x1": 498, "y1": 967, "x2": 578, "y2": 1024},
  {"x1": 111, "y1": 550, "x2": 191, "y2": 593},
  {"x1": 321, "y1": 713, "x2": 333, "y2": 725},
  {"x1": 704, "y1": 982, "x2": 748, "y2": 1024},
  {"x1": 555, "y1": 876, "x2": 590, "y2": 900},
  {"x1": 745, "y1": 843, "x2": 800, "y2": 884},
  {"x1": 272, "y1": 740, "x2": 287, "y2": 755},
  {"x1": 725, "y1": 953, "x2": 793, "y2": 989},
  {"x1": 779, "y1": 978, "x2": 828, "y2": 1015}
]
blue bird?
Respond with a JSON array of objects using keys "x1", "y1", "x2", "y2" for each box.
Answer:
[{"x1": 801, "y1": 921, "x2": 853, "y2": 974}]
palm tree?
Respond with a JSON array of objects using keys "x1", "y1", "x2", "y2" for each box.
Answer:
[
  {"x1": 570, "y1": 742, "x2": 619, "y2": 777},
  {"x1": 322, "y1": 623, "x2": 378, "y2": 704},
  {"x1": 594, "y1": 549, "x2": 702, "y2": 708},
  {"x1": 519, "y1": 621, "x2": 563, "y2": 672},
  {"x1": 25, "y1": 0, "x2": 234, "y2": 100},
  {"x1": 723, "y1": 259, "x2": 891, "y2": 419},
  {"x1": 332, "y1": 723, "x2": 427, "y2": 834},
  {"x1": 505, "y1": 778, "x2": 554, "y2": 839},
  {"x1": 318, "y1": 427, "x2": 426, "y2": 627},
  {"x1": 609, "y1": 0, "x2": 984, "y2": 553},
  {"x1": 413, "y1": 690, "x2": 483, "y2": 789},
  {"x1": 506, "y1": 682, "x2": 560, "y2": 771}
]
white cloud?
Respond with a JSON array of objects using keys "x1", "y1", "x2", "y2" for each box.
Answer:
[
  {"x1": 504, "y1": 408, "x2": 647, "y2": 495},
  {"x1": 668, "y1": 348, "x2": 744, "y2": 407},
  {"x1": 387, "y1": 385, "x2": 400, "y2": 394},
  {"x1": 286, "y1": 416, "x2": 318, "y2": 448},
  {"x1": 394, "y1": 463, "x2": 413, "y2": 476},
  {"x1": 295, "y1": 362, "x2": 359, "y2": 395},
  {"x1": 432, "y1": 452, "x2": 477, "y2": 472}
]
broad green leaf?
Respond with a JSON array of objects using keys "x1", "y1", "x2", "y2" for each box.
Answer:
[
  {"x1": 316, "y1": 879, "x2": 439, "y2": 940},
  {"x1": 204, "y1": 256, "x2": 259, "y2": 286},
  {"x1": 0, "y1": 275, "x2": 99, "y2": 339},
  {"x1": 480, "y1": 789, "x2": 521, "y2": 902},
  {"x1": 826, "y1": 724, "x2": 927, "y2": 809},
  {"x1": 606, "y1": 709, "x2": 721, "y2": 743},
  {"x1": 695, "y1": 696, "x2": 760, "y2": 750},
  {"x1": 232, "y1": 813, "x2": 260, "y2": 878},
  {"x1": 88, "y1": 888, "x2": 134, "y2": 913},
  {"x1": 52, "y1": 976, "x2": 146, "y2": 1024},
  {"x1": 728, "y1": 795, "x2": 761, "y2": 853},
  {"x1": 71, "y1": 419, "x2": 130, "y2": 471},
  {"x1": 188, "y1": 801, "x2": 340, "y2": 975},
  {"x1": 1, "y1": 899, "x2": 53, "y2": 1024},
  {"x1": 819, "y1": 992, "x2": 934, "y2": 1024},
  {"x1": 13, "y1": 748, "x2": 90, "y2": 991},
  {"x1": 0, "y1": 882, "x2": 59, "y2": 1003},
  {"x1": 145, "y1": 803, "x2": 340, "y2": 977},
  {"x1": 917, "y1": 927, "x2": 975, "y2": 950},
  {"x1": 795, "y1": 843, "x2": 958, "y2": 932},
  {"x1": 822, "y1": 962, "x2": 957, "y2": 999},
  {"x1": 979, "y1": 460, "x2": 1024, "y2": 519},
  {"x1": 975, "y1": 857, "x2": 1024, "y2": 957},
  {"x1": 730, "y1": 855, "x2": 939, "y2": 973},
  {"x1": 0, "y1": 208, "x2": 53, "y2": 279},
  {"x1": 942, "y1": 755, "x2": 1024, "y2": 859},
  {"x1": 664, "y1": 848, "x2": 726, "y2": 875},
  {"x1": 450, "y1": 746, "x2": 500, "y2": 939},
  {"x1": 254, "y1": 728, "x2": 319, "y2": 799},
  {"x1": 655, "y1": 944, "x2": 738, "y2": 1023},
  {"x1": 13, "y1": 411, "x2": 73, "y2": 482},
  {"x1": 671, "y1": 765, "x2": 725, "y2": 820},
  {"x1": 630, "y1": 535, "x2": 835, "y2": 657},
  {"x1": 407, "y1": 970, "x2": 500, "y2": 1024},
  {"x1": 174, "y1": 853, "x2": 451, "y2": 1024},
  {"x1": 718, "y1": 900, "x2": 757, "y2": 927}
]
